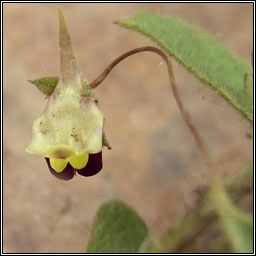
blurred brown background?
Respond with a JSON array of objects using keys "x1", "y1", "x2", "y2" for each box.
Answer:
[{"x1": 3, "y1": 3, "x2": 253, "y2": 253}]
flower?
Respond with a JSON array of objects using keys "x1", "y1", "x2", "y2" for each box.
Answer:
[{"x1": 26, "y1": 11, "x2": 106, "y2": 180}]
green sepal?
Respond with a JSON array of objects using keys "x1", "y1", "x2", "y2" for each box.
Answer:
[
  {"x1": 28, "y1": 77, "x2": 93, "y2": 96},
  {"x1": 28, "y1": 77, "x2": 59, "y2": 95}
]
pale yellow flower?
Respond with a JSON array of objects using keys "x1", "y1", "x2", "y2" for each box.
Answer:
[{"x1": 26, "y1": 11, "x2": 104, "y2": 180}]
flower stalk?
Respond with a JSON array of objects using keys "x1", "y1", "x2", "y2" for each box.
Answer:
[{"x1": 88, "y1": 46, "x2": 215, "y2": 173}]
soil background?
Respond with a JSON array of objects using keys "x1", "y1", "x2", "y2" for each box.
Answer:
[{"x1": 3, "y1": 3, "x2": 253, "y2": 253}]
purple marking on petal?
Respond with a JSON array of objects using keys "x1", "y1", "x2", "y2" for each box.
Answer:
[
  {"x1": 45, "y1": 158, "x2": 75, "y2": 180},
  {"x1": 77, "y1": 151, "x2": 103, "y2": 177}
]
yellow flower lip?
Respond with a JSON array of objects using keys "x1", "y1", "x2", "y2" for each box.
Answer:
[
  {"x1": 50, "y1": 153, "x2": 89, "y2": 172},
  {"x1": 45, "y1": 151, "x2": 103, "y2": 180},
  {"x1": 68, "y1": 154, "x2": 89, "y2": 169},
  {"x1": 50, "y1": 158, "x2": 68, "y2": 172}
]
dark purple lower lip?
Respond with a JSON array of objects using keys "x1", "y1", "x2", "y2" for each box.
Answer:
[
  {"x1": 77, "y1": 151, "x2": 103, "y2": 177},
  {"x1": 45, "y1": 158, "x2": 75, "y2": 180},
  {"x1": 45, "y1": 151, "x2": 103, "y2": 180}
]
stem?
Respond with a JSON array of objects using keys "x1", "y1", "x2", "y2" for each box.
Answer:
[
  {"x1": 88, "y1": 46, "x2": 215, "y2": 172},
  {"x1": 149, "y1": 162, "x2": 252, "y2": 253}
]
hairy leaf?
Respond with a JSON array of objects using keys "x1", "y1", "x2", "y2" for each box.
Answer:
[
  {"x1": 116, "y1": 12, "x2": 253, "y2": 122},
  {"x1": 87, "y1": 200, "x2": 148, "y2": 253}
]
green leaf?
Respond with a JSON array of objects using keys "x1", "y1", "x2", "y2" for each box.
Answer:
[
  {"x1": 87, "y1": 200, "x2": 148, "y2": 253},
  {"x1": 116, "y1": 12, "x2": 253, "y2": 122},
  {"x1": 210, "y1": 177, "x2": 253, "y2": 253},
  {"x1": 28, "y1": 77, "x2": 59, "y2": 95}
]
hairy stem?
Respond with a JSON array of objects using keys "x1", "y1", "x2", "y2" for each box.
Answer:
[{"x1": 88, "y1": 46, "x2": 215, "y2": 172}]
